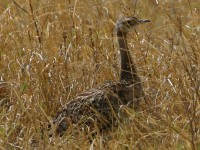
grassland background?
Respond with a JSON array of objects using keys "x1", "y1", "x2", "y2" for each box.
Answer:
[{"x1": 0, "y1": 0, "x2": 199, "y2": 149}]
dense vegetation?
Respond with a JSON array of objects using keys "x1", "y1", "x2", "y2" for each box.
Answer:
[{"x1": 0, "y1": 0, "x2": 199, "y2": 149}]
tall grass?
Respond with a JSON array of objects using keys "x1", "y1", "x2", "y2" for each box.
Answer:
[{"x1": 0, "y1": 0, "x2": 199, "y2": 149}]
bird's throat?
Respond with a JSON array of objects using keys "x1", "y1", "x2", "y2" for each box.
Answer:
[{"x1": 117, "y1": 30, "x2": 138, "y2": 83}]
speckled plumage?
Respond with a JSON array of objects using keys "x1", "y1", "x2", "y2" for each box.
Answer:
[{"x1": 52, "y1": 81, "x2": 134, "y2": 135}]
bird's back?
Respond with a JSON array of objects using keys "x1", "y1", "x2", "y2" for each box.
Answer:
[{"x1": 51, "y1": 81, "x2": 133, "y2": 136}]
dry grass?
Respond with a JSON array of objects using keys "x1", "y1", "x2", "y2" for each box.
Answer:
[{"x1": 0, "y1": 0, "x2": 199, "y2": 149}]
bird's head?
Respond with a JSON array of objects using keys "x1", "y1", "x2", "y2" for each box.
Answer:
[{"x1": 116, "y1": 16, "x2": 150, "y2": 33}]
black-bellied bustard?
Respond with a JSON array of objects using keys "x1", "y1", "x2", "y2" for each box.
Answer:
[{"x1": 50, "y1": 16, "x2": 150, "y2": 137}]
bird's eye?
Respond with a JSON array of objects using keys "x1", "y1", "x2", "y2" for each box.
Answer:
[{"x1": 127, "y1": 20, "x2": 132, "y2": 24}]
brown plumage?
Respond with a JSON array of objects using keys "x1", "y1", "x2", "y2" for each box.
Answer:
[{"x1": 50, "y1": 17, "x2": 150, "y2": 136}]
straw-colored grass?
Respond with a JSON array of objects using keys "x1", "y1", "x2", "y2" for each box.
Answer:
[{"x1": 0, "y1": 0, "x2": 199, "y2": 149}]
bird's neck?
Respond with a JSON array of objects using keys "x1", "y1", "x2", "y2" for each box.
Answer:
[{"x1": 117, "y1": 30, "x2": 140, "y2": 84}]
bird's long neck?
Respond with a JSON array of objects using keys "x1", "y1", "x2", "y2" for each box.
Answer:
[
  {"x1": 117, "y1": 30, "x2": 140, "y2": 84},
  {"x1": 117, "y1": 30, "x2": 144, "y2": 108}
]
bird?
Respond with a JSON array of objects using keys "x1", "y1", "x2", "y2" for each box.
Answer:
[{"x1": 49, "y1": 16, "x2": 151, "y2": 137}]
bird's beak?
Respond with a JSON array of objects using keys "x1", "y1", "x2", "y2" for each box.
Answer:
[{"x1": 139, "y1": 19, "x2": 151, "y2": 23}]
